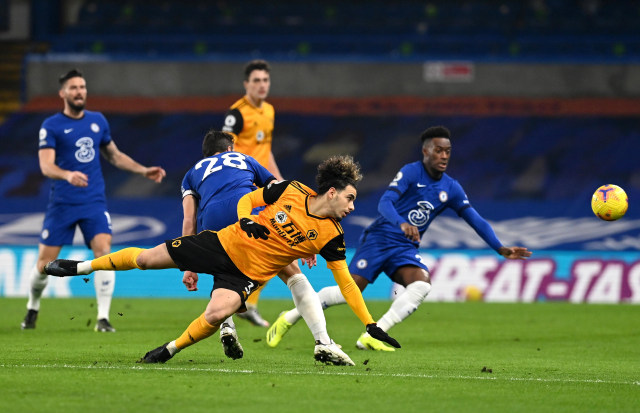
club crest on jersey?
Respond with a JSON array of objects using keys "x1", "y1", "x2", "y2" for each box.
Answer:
[
  {"x1": 256, "y1": 130, "x2": 265, "y2": 142},
  {"x1": 408, "y1": 201, "x2": 434, "y2": 227},
  {"x1": 91, "y1": 123, "x2": 100, "y2": 133},
  {"x1": 172, "y1": 240, "x2": 181, "y2": 247},
  {"x1": 306, "y1": 229, "x2": 318, "y2": 240},
  {"x1": 439, "y1": 191, "x2": 448, "y2": 202},
  {"x1": 275, "y1": 211, "x2": 288, "y2": 224}
]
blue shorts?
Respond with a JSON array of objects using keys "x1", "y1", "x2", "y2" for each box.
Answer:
[
  {"x1": 40, "y1": 202, "x2": 112, "y2": 248},
  {"x1": 201, "y1": 197, "x2": 265, "y2": 231},
  {"x1": 348, "y1": 230, "x2": 429, "y2": 284}
]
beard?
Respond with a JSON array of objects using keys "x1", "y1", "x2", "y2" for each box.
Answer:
[{"x1": 67, "y1": 98, "x2": 85, "y2": 112}]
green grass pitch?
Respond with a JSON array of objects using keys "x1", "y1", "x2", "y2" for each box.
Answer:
[{"x1": 1, "y1": 298, "x2": 638, "y2": 412}]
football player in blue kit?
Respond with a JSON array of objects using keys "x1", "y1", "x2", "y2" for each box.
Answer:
[
  {"x1": 179, "y1": 129, "x2": 354, "y2": 365},
  {"x1": 21, "y1": 69, "x2": 166, "y2": 332},
  {"x1": 266, "y1": 125, "x2": 532, "y2": 351}
]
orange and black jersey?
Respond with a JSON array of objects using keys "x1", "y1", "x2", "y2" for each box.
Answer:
[
  {"x1": 217, "y1": 180, "x2": 346, "y2": 283},
  {"x1": 222, "y1": 96, "x2": 274, "y2": 168}
]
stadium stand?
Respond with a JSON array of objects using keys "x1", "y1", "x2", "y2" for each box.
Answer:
[{"x1": 43, "y1": 0, "x2": 640, "y2": 60}]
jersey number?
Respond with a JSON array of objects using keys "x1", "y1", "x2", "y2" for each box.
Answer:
[{"x1": 195, "y1": 153, "x2": 248, "y2": 181}]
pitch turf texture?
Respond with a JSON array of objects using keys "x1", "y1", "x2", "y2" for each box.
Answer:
[{"x1": 1, "y1": 298, "x2": 638, "y2": 413}]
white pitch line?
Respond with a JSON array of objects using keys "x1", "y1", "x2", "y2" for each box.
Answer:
[{"x1": 1, "y1": 363, "x2": 638, "y2": 387}]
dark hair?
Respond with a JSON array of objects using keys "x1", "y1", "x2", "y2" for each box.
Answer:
[
  {"x1": 420, "y1": 126, "x2": 451, "y2": 144},
  {"x1": 202, "y1": 129, "x2": 234, "y2": 157},
  {"x1": 59, "y1": 69, "x2": 83, "y2": 86},
  {"x1": 244, "y1": 59, "x2": 270, "y2": 80},
  {"x1": 316, "y1": 155, "x2": 362, "y2": 195}
]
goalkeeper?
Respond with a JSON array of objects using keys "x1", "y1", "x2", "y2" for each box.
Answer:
[{"x1": 44, "y1": 155, "x2": 400, "y2": 364}]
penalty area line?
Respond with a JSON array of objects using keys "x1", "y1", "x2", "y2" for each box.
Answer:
[{"x1": 2, "y1": 363, "x2": 639, "y2": 387}]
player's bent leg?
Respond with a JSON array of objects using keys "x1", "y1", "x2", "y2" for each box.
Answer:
[
  {"x1": 236, "y1": 283, "x2": 269, "y2": 327},
  {"x1": 355, "y1": 267, "x2": 431, "y2": 352},
  {"x1": 45, "y1": 245, "x2": 177, "y2": 277},
  {"x1": 377, "y1": 267, "x2": 431, "y2": 332},
  {"x1": 376, "y1": 280, "x2": 431, "y2": 332},
  {"x1": 283, "y1": 273, "x2": 331, "y2": 344},
  {"x1": 140, "y1": 289, "x2": 241, "y2": 364}
]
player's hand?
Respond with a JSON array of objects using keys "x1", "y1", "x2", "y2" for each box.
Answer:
[
  {"x1": 366, "y1": 323, "x2": 401, "y2": 348},
  {"x1": 66, "y1": 170, "x2": 88, "y2": 187},
  {"x1": 182, "y1": 271, "x2": 198, "y2": 291},
  {"x1": 498, "y1": 246, "x2": 532, "y2": 260},
  {"x1": 144, "y1": 166, "x2": 167, "y2": 183},
  {"x1": 239, "y1": 218, "x2": 270, "y2": 240},
  {"x1": 400, "y1": 222, "x2": 420, "y2": 242},
  {"x1": 301, "y1": 254, "x2": 317, "y2": 268}
]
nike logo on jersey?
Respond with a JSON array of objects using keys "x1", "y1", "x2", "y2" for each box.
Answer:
[
  {"x1": 64, "y1": 128, "x2": 73, "y2": 133},
  {"x1": 417, "y1": 183, "x2": 427, "y2": 187}
]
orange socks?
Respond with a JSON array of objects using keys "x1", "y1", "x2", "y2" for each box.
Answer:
[
  {"x1": 91, "y1": 247, "x2": 144, "y2": 271},
  {"x1": 175, "y1": 313, "x2": 220, "y2": 350}
]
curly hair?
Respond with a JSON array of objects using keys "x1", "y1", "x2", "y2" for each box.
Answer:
[
  {"x1": 316, "y1": 155, "x2": 362, "y2": 195},
  {"x1": 420, "y1": 125, "x2": 451, "y2": 144}
]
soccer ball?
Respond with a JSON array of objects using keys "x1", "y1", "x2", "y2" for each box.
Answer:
[
  {"x1": 463, "y1": 285, "x2": 483, "y2": 302},
  {"x1": 591, "y1": 184, "x2": 628, "y2": 221}
]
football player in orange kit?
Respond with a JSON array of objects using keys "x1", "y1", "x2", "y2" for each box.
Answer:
[{"x1": 44, "y1": 156, "x2": 401, "y2": 365}]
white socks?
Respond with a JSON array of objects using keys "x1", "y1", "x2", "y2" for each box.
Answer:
[
  {"x1": 318, "y1": 285, "x2": 346, "y2": 309},
  {"x1": 219, "y1": 316, "x2": 236, "y2": 335},
  {"x1": 167, "y1": 340, "x2": 180, "y2": 356},
  {"x1": 284, "y1": 285, "x2": 346, "y2": 325},
  {"x1": 286, "y1": 273, "x2": 331, "y2": 344},
  {"x1": 26, "y1": 266, "x2": 49, "y2": 311},
  {"x1": 377, "y1": 281, "x2": 431, "y2": 332},
  {"x1": 94, "y1": 270, "x2": 115, "y2": 320},
  {"x1": 282, "y1": 279, "x2": 430, "y2": 336},
  {"x1": 77, "y1": 261, "x2": 93, "y2": 275}
]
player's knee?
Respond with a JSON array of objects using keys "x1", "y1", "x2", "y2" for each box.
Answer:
[
  {"x1": 408, "y1": 280, "x2": 431, "y2": 302},
  {"x1": 135, "y1": 251, "x2": 152, "y2": 270},
  {"x1": 285, "y1": 273, "x2": 307, "y2": 289},
  {"x1": 203, "y1": 308, "x2": 228, "y2": 326}
]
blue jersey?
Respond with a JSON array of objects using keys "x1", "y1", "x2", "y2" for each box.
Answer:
[
  {"x1": 181, "y1": 151, "x2": 275, "y2": 231},
  {"x1": 38, "y1": 110, "x2": 111, "y2": 205},
  {"x1": 366, "y1": 161, "x2": 470, "y2": 245}
]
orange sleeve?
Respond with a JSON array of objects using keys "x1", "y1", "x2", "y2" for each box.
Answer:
[
  {"x1": 237, "y1": 188, "x2": 267, "y2": 219},
  {"x1": 330, "y1": 264, "x2": 375, "y2": 326}
]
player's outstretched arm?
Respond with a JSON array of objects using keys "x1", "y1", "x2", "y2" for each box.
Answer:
[
  {"x1": 498, "y1": 246, "x2": 532, "y2": 260},
  {"x1": 100, "y1": 141, "x2": 166, "y2": 183},
  {"x1": 143, "y1": 166, "x2": 167, "y2": 183}
]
